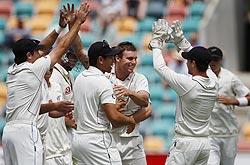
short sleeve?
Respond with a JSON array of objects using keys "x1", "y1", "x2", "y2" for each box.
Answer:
[
  {"x1": 31, "y1": 55, "x2": 51, "y2": 81},
  {"x1": 99, "y1": 78, "x2": 116, "y2": 104},
  {"x1": 135, "y1": 74, "x2": 149, "y2": 93}
]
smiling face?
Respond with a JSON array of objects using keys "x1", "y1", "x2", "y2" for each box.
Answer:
[{"x1": 116, "y1": 50, "x2": 137, "y2": 75}]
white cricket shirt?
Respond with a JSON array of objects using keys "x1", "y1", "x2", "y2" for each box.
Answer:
[
  {"x1": 45, "y1": 81, "x2": 71, "y2": 158},
  {"x1": 50, "y1": 63, "x2": 74, "y2": 102},
  {"x1": 73, "y1": 66, "x2": 116, "y2": 133},
  {"x1": 37, "y1": 79, "x2": 49, "y2": 140},
  {"x1": 106, "y1": 71, "x2": 149, "y2": 137},
  {"x1": 208, "y1": 68, "x2": 249, "y2": 136},
  {"x1": 153, "y1": 49, "x2": 217, "y2": 137},
  {"x1": 6, "y1": 55, "x2": 51, "y2": 122}
]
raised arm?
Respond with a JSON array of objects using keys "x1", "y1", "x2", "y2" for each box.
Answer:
[
  {"x1": 149, "y1": 19, "x2": 193, "y2": 96},
  {"x1": 63, "y1": 3, "x2": 89, "y2": 69},
  {"x1": 171, "y1": 20, "x2": 192, "y2": 52},
  {"x1": 49, "y1": 2, "x2": 90, "y2": 67},
  {"x1": 39, "y1": 10, "x2": 68, "y2": 53}
]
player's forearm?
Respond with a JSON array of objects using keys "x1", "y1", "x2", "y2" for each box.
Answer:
[
  {"x1": 40, "y1": 102, "x2": 59, "y2": 114},
  {"x1": 72, "y1": 35, "x2": 89, "y2": 69},
  {"x1": 40, "y1": 30, "x2": 60, "y2": 50},
  {"x1": 128, "y1": 91, "x2": 148, "y2": 107},
  {"x1": 50, "y1": 20, "x2": 82, "y2": 66},
  {"x1": 131, "y1": 104, "x2": 152, "y2": 123},
  {"x1": 110, "y1": 113, "x2": 136, "y2": 128},
  {"x1": 49, "y1": 111, "x2": 65, "y2": 118}
]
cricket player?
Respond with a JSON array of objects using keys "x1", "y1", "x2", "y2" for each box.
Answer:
[
  {"x1": 44, "y1": 4, "x2": 89, "y2": 164},
  {"x1": 44, "y1": 49, "x2": 80, "y2": 165},
  {"x1": 207, "y1": 46, "x2": 250, "y2": 165},
  {"x1": 72, "y1": 40, "x2": 136, "y2": 165},
  {"x1": 2, "y1": 3, "x2": 90, "y2": 165},
  {"x1": 149, "y1": 19, "x2": 217, "y2": 165},
  {"x1": 106, "y1": 41, "x2": 151, "y2": 165}
]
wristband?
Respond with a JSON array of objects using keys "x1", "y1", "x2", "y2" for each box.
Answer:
[
  {"x1": 55, "y1": 26, "x2": 63, "y2": 34},
  {"x1": 237, "y1": 97, "x2": 248, "y2": 106}
]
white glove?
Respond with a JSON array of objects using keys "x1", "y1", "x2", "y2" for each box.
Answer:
[
  {"x1": 149, "y1": 19, "x2": 170, "y2": 50},
  {"x1": 171, "y1": 20, "x2": 192, "y2": 51}
]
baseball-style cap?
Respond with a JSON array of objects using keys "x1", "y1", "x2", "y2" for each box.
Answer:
[
  {"x1": 208, "y1": 46, "x2": 223, "y2": 60},
  {"x1": 88, "y1": 40, "x2": 124, "y2": 59},
  {"x1": 12, "y1": 39, "x2": 45, "y2": 56},
  {"x1": 181, "y1": 46, "x2": 211, "y2": 65},
  {"x1": 12, "y1": 38, "x2": 45, "y2": 64}
]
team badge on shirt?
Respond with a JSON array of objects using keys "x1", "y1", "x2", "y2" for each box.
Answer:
[{"x1": 65, "y1": 86, "x2": 71, "y2": 95}]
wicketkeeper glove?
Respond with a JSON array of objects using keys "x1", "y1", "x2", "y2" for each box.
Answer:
[
  {"x1": 148, "y1": 19, "x2": 171, "y2": 50},
  {"x1": 171, "y1": 20, "x2": 192, "y2": 51}
]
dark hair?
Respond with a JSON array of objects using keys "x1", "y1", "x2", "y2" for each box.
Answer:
[
  {"x1": 12, "y1": 39, "x2": 44, "y2": 65},
  {"x1": 88, "y1": 40, "x2": 123, "y2": 66},
  {"x1": 194, "y1": 60, "x2": 209, "y2": 72},
  {"x1": 117, "y1": 41, "x2": 136, "y2": 58},
  {"x1": 89, "y1": 56, "x2": 98, "y2": 66}
]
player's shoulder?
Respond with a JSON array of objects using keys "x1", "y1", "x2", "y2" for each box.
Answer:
[
  {"x1": 134, "y1": 72, "x2": 147, "y2": 80},
  {"x1": 221, "y1": 68, "x2": 236, "y2": 78}
]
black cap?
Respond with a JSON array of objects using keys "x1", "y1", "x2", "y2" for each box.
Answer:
[
  {"x1": 12, "y1": 39, "x2": 45, "y2": 60},
  {"x1": 208, "y1": 46, "x2": 223, "y2": 60},
  {"x1": 182, "y1": 46, "x2": 211, "y2": 65},
  {"x1": 88, "y1": 40, "x2": 124, "y2": 59}
]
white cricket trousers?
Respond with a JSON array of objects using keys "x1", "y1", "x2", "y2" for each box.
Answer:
[
  {"x1": 72, "y1": 131, "x2": 122, "y2": 165},
  {"x1": 113, "y1": 134, "x2": 146, "y2": 165},
  {"x1": 207, "y1": 136, "x2": 238, "y2": 165},
  {"x1": 45, "y1": 151, "x2": 72, "y2": 165},
  {"x1": 166, "y1": 135, "x2": 210, "y2": 165},
  {"x1": 2, "y1": 121, "x2": 43, "y2": 165}
]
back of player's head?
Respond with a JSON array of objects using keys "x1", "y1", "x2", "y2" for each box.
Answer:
[
  {"x1": 208, "y1": 46, "x2": 223, "y2": 61},
  {"x1": 12, "y1": 38, "x2": 45, "y2": 64},
  {"x1": 182, "y1": 46, "x2": 212, "y2": 72},
  {"x1": 88, "y1": 40, "x2": 123, "y2": 66}
]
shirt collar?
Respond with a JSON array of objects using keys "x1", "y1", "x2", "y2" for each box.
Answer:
[{"x1": 87, "y1": 66, "x2": 104, "y2": 75}]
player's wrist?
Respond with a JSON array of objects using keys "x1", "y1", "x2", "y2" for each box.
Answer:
[
  {"x1": 237, "y1": 97, "x2": 248, "y2": 106},
  {"x1": 55, "y1": 25, "x2": 64, "y2": 34}
]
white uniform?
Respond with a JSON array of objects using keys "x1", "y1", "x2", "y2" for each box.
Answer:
[
  {"x1": 72, "y1": 66, "x2": 122, "y2": 165},
  {"x1": 37, "y1": 80, "x2": 49, "y2": 145},
  {"x1": 44, "y1": 63, "x2": 73, "y2": 165},
  {"x1": 107, "y1": 71, "x2": 149, "y2": 165},
  {"x1": 207, "y1": 68, "x2": 250, "y2": 165},
  {"x1": 3, "y1": 56, "x2": 51, "y2": 165},
  {"x1": 152, "y1": 49, "x2": 217, "y2": 165}
]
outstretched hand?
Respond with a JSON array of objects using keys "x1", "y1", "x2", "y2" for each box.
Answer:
[
  {"x1": 75, "y1": 2, "x2": 90, "y2": 24},
  {"x1": 62, "y1": 3, "x2": 76, "y2": 28}
]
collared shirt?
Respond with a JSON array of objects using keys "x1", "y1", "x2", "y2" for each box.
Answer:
[
  {"x1": 6, "y1": 55, "x2": 51, "y2": 122},
  {"x1": 153, "y1": 49, "x2": 217, "y2": 137},
  {"x1": 45, "y1": 81, "x2": 71, "y2": 158},
  {"x1": 73, "y1": 66, "x2": 116, "y2": 133},
  {"x1": 106, "y1": 70, "x2": 149, "y2": 137},
  {"x1": 37, "y1": 79, "x2": 49, "y2": 140},
  {"x1": 208, "y1": 68, "x2": 249, "y2": 137},
  {"x1": 45, "y1": 63, "x2": 73, "y2": 157},
  {"x1": 50, "y1": 63, "x2": 74, "y2": 102}
]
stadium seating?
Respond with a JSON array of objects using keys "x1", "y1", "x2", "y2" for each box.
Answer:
[
  {"x1": 14, "y1": 2, "x2": 34, "y2": 18},
  {"x1": 0, "y1": 1, "x2": 12, "y2": 18}
]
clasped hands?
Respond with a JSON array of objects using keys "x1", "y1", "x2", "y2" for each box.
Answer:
[{"x1": 149, "y1": 19, "x2": 186, "y2": 50}]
